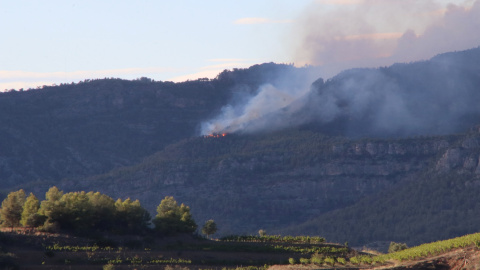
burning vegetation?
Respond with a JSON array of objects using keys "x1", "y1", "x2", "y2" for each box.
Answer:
[{"x1": 204, "y1": 133, "x2": 227, "y2": 138}]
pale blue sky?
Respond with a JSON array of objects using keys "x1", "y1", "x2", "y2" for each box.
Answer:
[{"x1": 1, "y1": 0, "x2": 477, "y2": 90}]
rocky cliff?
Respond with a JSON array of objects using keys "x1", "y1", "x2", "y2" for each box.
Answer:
[{"x1": 59, "y1": 127, "x2": 480, "y2": 244}]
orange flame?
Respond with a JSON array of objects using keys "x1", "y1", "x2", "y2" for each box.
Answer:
[{"x1": 205, "y1": 133, "x2": 228, "y2": 138}]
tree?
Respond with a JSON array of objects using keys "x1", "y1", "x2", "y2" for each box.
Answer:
[
  {"x1": 0, "y1": 189, "x2": 26, "y2": 229},
  {"x1": 388, "y1": 242, "x2": 408, "y2": 253},
  {"x1": 153, "y1": 196, "x2": 197, "y2": 234},
  {"x1": 258, "y1": 229, "x2": 267, "y2": 237},
  {"x1": 39, "y1": 186, "x2": 65, "y2": 231},
  {"x1": 87, "y1": 191, "x2": 116, "y2": 232},
  {"x1": 60, "y1": 191, "x2": 93, "y2": 232},
  {"x1": 21, "y1": 193, "x2": 45, "y2": 227},
  {"x1": 201, "y1": 219, "x2": 217, "y2": 238},
  {"x1": 114, "y1": 198, "x2": 151, "y2": 234}
]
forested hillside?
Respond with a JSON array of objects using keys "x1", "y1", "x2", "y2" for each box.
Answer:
[
  {"x1": 0, "y1": 63, "x2": 314, "y2": 190},
  {"x1": 63, "y1": 126, "x2": 480, "y2": 245},
  {"x1": 2, "y1": 47, "x2": 480, "y2": 247}
]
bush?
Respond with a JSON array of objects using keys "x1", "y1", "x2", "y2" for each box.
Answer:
[
  {"x1": 337, "y1": 257, "x2": 346, "y2": 265},
  {"x1": 311, "y1": 255, "x2": 324, "y2": 265},
  {"x1": 360, "y1": 255, "x2": 373, "y2": 264},
  {"x1": 288, "y1": 258, "x2": 295, "y2": 265},
  {"x1": 103, "y1": 264, "x2": 115, "y2": 270},
  {"x1": 299, "y1": 258, "x2": 310, "y2": 264},
  {"x1": 388, "y1": 242, "x2": 408, "y2": 253},
  {"x1": 324, "y1": 257, "x2": 335, "y2": 266},
  {"x1": 349, "y1": 256, "x2": 360, "y2": 265}
]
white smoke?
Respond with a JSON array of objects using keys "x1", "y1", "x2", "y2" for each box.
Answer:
[
  {"x1": 200, "y1": 0, "x2": 480, "y2": 137},
  {"x1": 200, "y1": 84, "x2": 309, "y2": 135},
  {"x1": 293, "y1": 0, "x2": 480, "y2": 77}
]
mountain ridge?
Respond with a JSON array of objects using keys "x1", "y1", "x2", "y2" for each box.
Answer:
[{"x1": 2, "y1": 47, "x2": 480, "y2": 246}]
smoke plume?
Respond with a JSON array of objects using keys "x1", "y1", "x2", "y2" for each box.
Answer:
[
  {"x1": 201, "y1": 0, "x2": 480, "y2": 137},
  {"x1": 294, "y1": 0, "x2": 480, "y2": 77},
  {"x1": 200, "y1": 73, "x2": 317, "y2": 135}
]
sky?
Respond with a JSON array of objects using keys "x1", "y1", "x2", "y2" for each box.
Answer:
[{"x1": 1, "y1": 0, "x2": 479, "y2": 91}]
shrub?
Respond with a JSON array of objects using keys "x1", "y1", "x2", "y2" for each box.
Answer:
[
  {"x1": 299, "y1": 258, "x2": 310, "y2": 264},
  {"x1": 311, "y1": 255, "x2": 324, "y2": 265},
  {"x1": 388, "y1": 242, "x2": 408, "y2": 253},
  {"x1": 349, "y1": 256, "x2": 360, "y2": 265},
  {"x1": 360, "y1": 255, "x2": 373, "y2": 264},
  {"x1": 288, "y1": 258, "x2": 295, "y2": 265},
  {"x1": 324, "y1": 257, "x2": 335, "y2": 266},
  {"x1": 103, "y1": 264, "x2": 115, "y2": 270}
]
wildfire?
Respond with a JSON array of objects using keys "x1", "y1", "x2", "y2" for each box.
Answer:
[{"x1": 204, "y1": 133, "x2": 227, "y2": 138}]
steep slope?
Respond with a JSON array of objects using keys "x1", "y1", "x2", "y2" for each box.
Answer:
[
  {"x1": 61, "y1": 128, "x2": 480, "y2": 243},
  {"x1": 0, "y1": 63, "x2": 314, "y2": 190},
  {"x1": 267, "y1": 46, "x2": 480, "y2": 138},
  {"x1": 0, "y1": 78, "x2": 227, "y2": 188},
  {"x1": 280, "y1": 128, "x2": 480, "y2": 246}
]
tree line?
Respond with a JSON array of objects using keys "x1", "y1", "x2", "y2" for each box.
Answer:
[{"x1": 0, "y1": 187, "x2": 216, "y2": 237}]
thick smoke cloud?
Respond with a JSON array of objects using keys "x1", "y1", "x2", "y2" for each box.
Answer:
[
  {"x1": 200, "y1": 69, "x2": 321, "y2": 135},
  {"x1": 294, "y1": 0, "x2": 480, "y2": 77},
  {"x1": 201, "y1": 0, "x2": 480, "y2": 137},
  {"x1": 301, "y1": 55, "x2": 480, "y2": 137},
  {"x1": 200, "y1": 84, "x2": 300, "y2": 135}
]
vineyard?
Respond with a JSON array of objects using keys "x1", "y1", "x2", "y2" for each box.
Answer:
[
  {"x1": 0, "y1": 230, "x2": 354, "y2": 269},
  {"x1": 346, "y1": 232, "x2": 480, "y2": 267},
  {"x1": 219, "y1": 235, "x2": 325, "y2": 244},
  {"x1": 2, "y1": 227, "x2": 480, "y2": 269},
  {"x1": 375, "y1": 232, "x2": 480, "y2": 262}
]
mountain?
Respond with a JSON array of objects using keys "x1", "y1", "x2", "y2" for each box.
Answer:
[
  {"x1": 279, "y1": 128, "x2": 480, "y2": 246},
  {"x1": 0, "y1": 63, "x2": 314, "y2": 190},
  {"x1": 256, "y1": 46, "x2": 480, "y2": 138},
  {"x1": 61, "y1": 126, "x2": 480, "y2": 246},
  {"x1": 2, "y1": 47, "x2": 480, "y2": 246}
]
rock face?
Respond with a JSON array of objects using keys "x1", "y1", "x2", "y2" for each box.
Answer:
[{"x1": 64, "y1": 128, "x2": 480, "y2": 239}]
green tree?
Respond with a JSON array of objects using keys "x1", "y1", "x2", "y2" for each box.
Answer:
[
  {"x1": 388, "y1": 242, "x2": 408, "y2": 253},
  {"x1": 60, "y1": 191, "x2": 93, "y2": 232},
  {"x1": 201, "y1": 219, "x2": 217, "y2": 238},
  {"x1": 21, "y1": 193, "x2": 45, "y2": 227},
  {"x1": 87, "y1": 191, "x2": 116, "y2": 232},
  {"x1": 38, "y1": 187, "x2": 151, "y2": 235},
  {"x1": 153, "y1": 196, "x2": 197, "y2": 234},
  {"x1": 114, "y1": 198, "x2": 151, "y2": 234},
  {"x1": 39, "y1": 186, "x2": 65, "y2": 231},
  {"x1": 0, "y1": 189, "x2": 26, "y2": 229}
]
